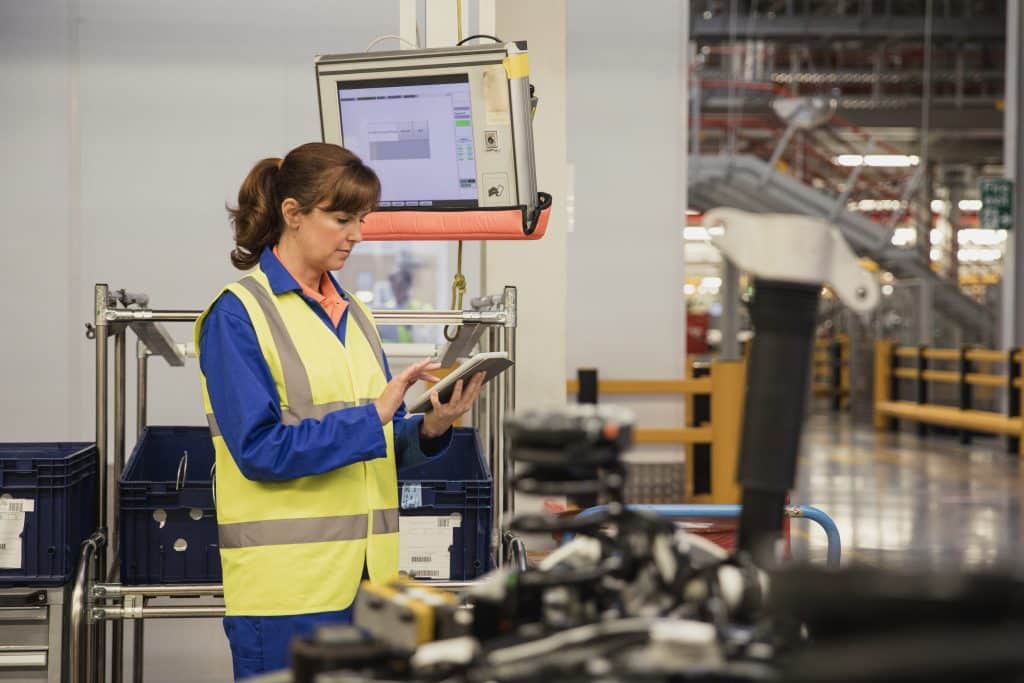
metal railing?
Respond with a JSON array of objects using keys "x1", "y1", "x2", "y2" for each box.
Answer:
[
  {"x1": 874, "y1": 340, "x2": 1023, "y2": 455},
  {"x1": 813, "y1": 335, "x2": 850, "y2": 411},
  {"x1": 71, "y1": 283, "x2": 521, "y2": 683},
  {"x1": 566, "y1": 360, "x2": 747, "y2": 504}
]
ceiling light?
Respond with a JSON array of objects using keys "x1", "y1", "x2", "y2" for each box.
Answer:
[
  {"x1": 958, "y1": 248, "x2": 1002, "y2": 263},
  {"x1": 851, "y1": 199, "x2": 904, "y2": 211},
  {"x1": 835, "y1": 154, "x2": 920, "y2": 168},
  {"x1": 958, "y1": 229, "x2": 1007, "y2": 246},
  {"x1": 958, "y1": 199, "x2": 983, "y2": 212},
  {"x1": 891, "y1": 227, "x2": 917, "y2": 246}
]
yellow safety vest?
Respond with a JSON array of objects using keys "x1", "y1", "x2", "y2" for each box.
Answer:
[{"x1": 194, "y1": 268, "x2": 399, "y2": 616}]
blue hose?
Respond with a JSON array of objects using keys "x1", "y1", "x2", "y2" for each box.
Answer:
[{"x1": 562, "y1": 503, "x2": 841, "y2": 568}]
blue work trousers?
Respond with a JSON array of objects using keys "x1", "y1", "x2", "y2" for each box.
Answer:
[{"x1": 223, "y1": 608, "x2": 353, "y2": 681}]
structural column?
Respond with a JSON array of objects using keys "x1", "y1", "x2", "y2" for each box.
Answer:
[
  {"x1": 1001, "y1": 0, "x2": 1024, "y2": 349},
  {"x1": 720, "y1": 260, "x2": 741, "y2": 360}
]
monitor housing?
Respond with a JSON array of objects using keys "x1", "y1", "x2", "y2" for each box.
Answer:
[{"x1": 316, "y1": 43, "x2": 537, "y2": 215}]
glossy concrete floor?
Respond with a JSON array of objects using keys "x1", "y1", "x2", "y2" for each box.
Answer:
[{"x1": 789, "y1": 412, "x2": 1024, "y2": 570}]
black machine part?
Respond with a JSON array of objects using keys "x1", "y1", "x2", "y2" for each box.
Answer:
[
  {"x1": 291, "y1": 625, "x2": 408, "y2": 683},
  {"x1": 735, "y1": 279, "x2": 820, "y2": 561},
  {"x1": 772, "y1": 566, "x2": 1024, "y2": 682}
]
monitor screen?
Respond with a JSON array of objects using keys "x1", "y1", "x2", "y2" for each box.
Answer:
[{"x1": 338, "y1": 75, "x2": 479, "y2": 209}]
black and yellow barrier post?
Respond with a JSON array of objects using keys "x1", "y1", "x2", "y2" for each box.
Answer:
[
  {"x1": 874, "y1": 339, "x2": 894, "y2": 431},
  {"x1": 874, "y1": 341, "x2": 1024, "y2": 457}
]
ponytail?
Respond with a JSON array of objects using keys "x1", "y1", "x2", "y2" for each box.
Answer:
[
  {"x1": 227, "y1": 144, "x2": 380, "y2": 271},
  {"x1": 228, "y1": 158, "x2": 282, "y2": 270}
]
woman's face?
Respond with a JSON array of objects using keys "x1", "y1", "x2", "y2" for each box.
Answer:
[{"x1": 289, "y1": 203, "x2": 369, "y2": 272}]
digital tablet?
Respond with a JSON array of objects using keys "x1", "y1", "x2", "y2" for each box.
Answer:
[{"x1": 406, "y1": 352, "x2": 514, "y2": 414}]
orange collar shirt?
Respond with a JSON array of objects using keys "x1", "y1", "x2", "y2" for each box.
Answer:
[{"x1": 272, "y1": 246, "x2": 349, "y2": 329}]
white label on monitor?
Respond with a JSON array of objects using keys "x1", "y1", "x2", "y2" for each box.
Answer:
[
  {"x1": 482, "y1": 65, "x2": 512, "y2": 126},
  {"x1": 398, "y1": 514, "x2": 461, "y2": 580},
  {"x1": 0, "y1": 498, "x2": 34, "y2": 569}
]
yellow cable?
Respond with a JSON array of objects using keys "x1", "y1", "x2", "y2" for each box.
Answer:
[
  {"x1": 456, "y1": 0, "x2": 463, "y2": 43},
  {"x1": 445, "y1": 241, "x2": 467, "y2": 341}
]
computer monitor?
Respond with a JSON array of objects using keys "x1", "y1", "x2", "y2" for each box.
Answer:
[{"x1": 316, "y1": 43, "x2": 538, "y2": 215}]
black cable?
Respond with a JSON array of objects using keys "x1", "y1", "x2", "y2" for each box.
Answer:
[{"x1": 456, "y1": 33, "x2": 503, "y2": 46}]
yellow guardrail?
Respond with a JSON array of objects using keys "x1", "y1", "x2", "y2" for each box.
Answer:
[
  {"x1": 813, "y1": 335, "x2": 850, "y2": 410},
  {"x1": 566, "y1": 360, "x2": 746, "y2": 503},
  {"x1": 874, "y1": 340, "x2": 1023, "y2": 456}
]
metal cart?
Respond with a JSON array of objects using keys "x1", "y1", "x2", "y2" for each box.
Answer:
[{"x1": 69, "y1": 283, "x2": 521, "y2": 683}]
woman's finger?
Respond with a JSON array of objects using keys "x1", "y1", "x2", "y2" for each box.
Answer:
[
  {"x1": 467, "y1": 374, "x2": 486, "y2": 404},
  {"x1": 417, "y1": 371, "x2": 440, "y2": 384},
  {"x1": 455, "y1": 373, "x2": 484, "y2": 409},
  {"x1": 450, "y1": 379, "x2": 464, "y2": 405},
  {"x1": 430, "y1": 391, "x2": 442, "y2": 413}
]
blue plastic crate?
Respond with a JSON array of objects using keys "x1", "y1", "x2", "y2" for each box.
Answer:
[
  {"x1": 120, "y1": 426, "x2": 220, "y2": 584},
  {"x1": 0, "y1": 442, "x2": 98, "y2": 585},
  {"x1": 398, "y1": 428, "x2": 493, "y2": 580}
]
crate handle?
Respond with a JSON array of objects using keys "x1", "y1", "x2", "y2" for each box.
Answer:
[
  {"x1": 0, "y1": 590, "x2": 47, "y2": 608},
  {"x1": 176, "y1": 451, "x2": 189, "y2": 491}
]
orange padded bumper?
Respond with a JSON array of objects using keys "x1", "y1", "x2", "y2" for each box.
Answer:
[{"x1": 362, "y1": 192, "x2": 551, "y2": 241}]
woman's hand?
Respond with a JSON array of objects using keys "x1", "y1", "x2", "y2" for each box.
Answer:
[
  {"x1": 374, "y1": 359, "x2": 441, "y2": 425},
  {"x1": 420, "y1": 372, "x2": 486, "y2": 439}
]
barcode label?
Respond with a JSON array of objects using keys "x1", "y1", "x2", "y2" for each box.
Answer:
[
  {"x1": 399, "y1": 515, "x2": 456, "y2": 580},
  {"x1": 0, "y1": 498, "x2": 31, "y2": 569},
  {"x1": 0, "y1": 498, "x2": 33, "y2": 514}
]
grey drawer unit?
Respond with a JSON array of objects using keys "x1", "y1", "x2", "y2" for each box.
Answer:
[{"x1": 0, "y1": 585, "x2": 67, "y2": 682}]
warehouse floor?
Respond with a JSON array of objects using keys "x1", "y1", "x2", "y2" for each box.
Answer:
[{"x1": 791, "y1": 414, "x2": 1024, "y2": 569}]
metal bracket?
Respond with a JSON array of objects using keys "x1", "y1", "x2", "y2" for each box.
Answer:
[
  {"x1": 502, "y1": 286, "x2": 518, "y2": 328},
  {"x1": 705, "y1": 208, "x2": 880, "y2": 313},
  {"x1": 123, "y1": 594, "x2": 144, "y2": 621},
  {"x1": 129, "y1": 321, "x2": 185, "y2": 367}
]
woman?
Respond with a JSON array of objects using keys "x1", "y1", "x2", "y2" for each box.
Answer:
[{"x1": 195, "y1": 142, "x2": 485, "y2": 680}]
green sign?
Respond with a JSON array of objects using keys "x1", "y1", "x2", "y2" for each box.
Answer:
[{"x1": 979, "y1": 177, "x2": 1014, "y2": 230}]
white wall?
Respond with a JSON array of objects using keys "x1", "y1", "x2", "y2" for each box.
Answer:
[
  {"x1": 2, "y1": 2, "x2": 397, "y2": 680},
  {"x1": 0, "y1": 1, "x2": 75, "y2": 440},
  {"x1": 565, "y1": 1, "x2": 688, "y2": 458},
  {"x1": 488, "y1": 0, "x2": 569, "y2": 413}
]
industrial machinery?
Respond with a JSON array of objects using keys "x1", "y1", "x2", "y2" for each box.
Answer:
[
  {"x1": 274, "y1": 210, "x2": 1024, "y2": 683},
  {"x1": 286, "y1": 405, "x2": 777, "y2": 683}
]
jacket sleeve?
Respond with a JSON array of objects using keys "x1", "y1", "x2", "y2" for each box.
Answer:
[{"x1": 198, "y1": 292, "x2": 388, "y2": 482}]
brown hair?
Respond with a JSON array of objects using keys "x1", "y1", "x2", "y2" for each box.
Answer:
[{"x1": 227, "y1": 142, "x2": 381, "y2": 270}]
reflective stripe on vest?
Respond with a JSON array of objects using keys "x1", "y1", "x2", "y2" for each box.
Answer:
[
  {"x1": 372, "y1": 508, "x2": 400, "y2": 535},
  {"x1": 218, "y1": 508, "x2": 401, "y2": 549},
  {"x1": 236, "y1": 277, "x2": 385, "y2": 422}
]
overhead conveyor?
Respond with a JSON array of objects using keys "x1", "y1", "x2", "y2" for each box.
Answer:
[{"x1": 688, "y1": 153, "x2": 995, "y2": 341}]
